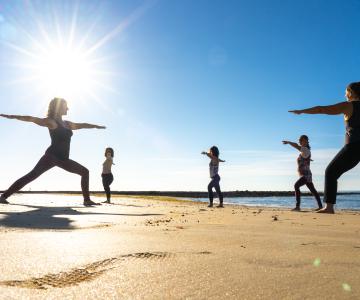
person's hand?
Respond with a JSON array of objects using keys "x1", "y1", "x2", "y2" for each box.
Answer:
[
  {"x1": 282, "y1": 140, "x2": 289, "y2": 145},
  {"x1": 0, "y1": 114, "x2": 15, "y2": 119},
  {"x1": 201, "y1": 151, "x2": 207, "y2": 155},
  {"x1": 289, "y1": 110, "x2": 303, "y2": 115}
]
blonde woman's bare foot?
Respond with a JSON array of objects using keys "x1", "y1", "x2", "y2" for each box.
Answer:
[
  {"x1": 316, "y1": 207, "x2": 335, "y2": 214},
  {"x1": 84, "y1": 199, "x2": 101, "y2": 206},
  {"x1": 102, "y1": 200, "x2": 111, "y2": 204},
  {"x1": 0, "y1": 195, "x2": 9, "y2": 204}
]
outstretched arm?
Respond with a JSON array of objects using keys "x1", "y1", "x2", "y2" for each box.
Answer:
[
  {"x1": 289, "y1": 101, "x2": 351, "y2": 115},
  {"x1": 0, "y1": 114, "x2": 56, "y2": 128},
  {"x1": 201, "y1": 152, "x2": 226, "y2": 162},
  {"x1": 201, "y1": 151, "x2": 214, "y2": 159},
  {"x1": 282, "y1": 140, "x2": 301, "y2": 151},
  {"x1": 66, "y1": 121, "x2": 106, "y2": 130}
]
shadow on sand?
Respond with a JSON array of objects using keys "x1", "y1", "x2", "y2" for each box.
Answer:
[{"x1": 0, "y1": 203, "x2": 163, "y2": 230}]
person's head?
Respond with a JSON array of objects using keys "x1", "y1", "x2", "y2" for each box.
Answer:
[
  {"x1": 210, "y1": 146, "x2": 220, "y2": 158},
  {"x1": 299, "y1": 135, "x2": 310, "y2": 149},
  {"x1": 105, "y1": 147, "x2": 114, "y2": 158},
  {"x1": 346, "y1": 82, "x2": 360, "y2": 102},
  {"x1": 47, "y1": 98, "x2": 68, "y2": 119}
]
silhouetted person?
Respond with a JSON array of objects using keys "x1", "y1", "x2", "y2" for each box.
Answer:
[
  {"x1": 0, "y1": 97, "x2": 105, "y2": 206},
  {"x1": 202, "y1": 146, "x2": 225, "y2": 208},
  {"x1": 102, "y1": 147, "x2": 114, "y2": 203},
  {"x1": 283, "y1": 135, "x2": 322, "y2": 211}
]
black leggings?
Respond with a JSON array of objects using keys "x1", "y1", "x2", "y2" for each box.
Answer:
[
  {"x1": 324, "y1": 142, "x2": 360, "y2": 204},
  {"x1": 294, "y1": 176, "x2": 322, "y2": 208},
  {"x1": 102, "y1": 173, "x2": 114, "y2": 201},
  {"x1": 2, "y1": 154, "x2": 90, "y2": 201},
  {"x1": 208, "y1": 175, "x2": 223, "y2": 204}
]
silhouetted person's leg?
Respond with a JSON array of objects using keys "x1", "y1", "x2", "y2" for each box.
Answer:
[
  {"x1": 213, "y1": 175, "x2": 223, "y2": 207},
  {"x1": 102, "y1": 174, "x2": 113, "y2": 202},
  {"x1": 324, "y1": 144, "x2": 360, "y2": 205},
  {"x1": 1, "y1": 155, "x2": 56, "y2": 202},
  {"x1": 208, "y1": 179, "x2": 215, "y2": 207},
  {"x1": 57, "y1": 159, "x2": 90, "y2": 202},
  {"x1": 306, "y1": 182, "x2": 322, "y2": 209},
  {"x1": 294, "y1": 177, "x2": 307, "y2": 209}
]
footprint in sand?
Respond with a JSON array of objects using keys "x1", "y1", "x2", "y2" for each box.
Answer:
[{"x1": 0, "y1": 251, "x2": 212, "y2": 290}]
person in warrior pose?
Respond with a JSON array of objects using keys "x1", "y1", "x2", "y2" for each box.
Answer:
[
  {"x1": 289, "y1": 82, "x2": 360, "y2": 214},
  {"x1": 102, "y1": 147, "x2": 114, "y2": 203},
  {"x1": 0, "y1": 97, "x2": 105, "y2": 206},
  {"x1": 282, "y1": 135, "x2": 322, "y2": 211},
  {"x1": 202, "y1": 146, "x2": 225, "y2": 208}
]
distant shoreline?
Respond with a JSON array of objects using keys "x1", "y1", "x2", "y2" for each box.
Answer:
[{"x1": 1, "y1": 190, "x2": 359, "y2": 198}]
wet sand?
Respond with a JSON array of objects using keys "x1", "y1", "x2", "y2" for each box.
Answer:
[{"x1": 0, "y1": 194, "x2": 359, "y2": 299}]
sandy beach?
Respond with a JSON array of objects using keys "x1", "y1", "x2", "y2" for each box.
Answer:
[{"x1": 0, "y1": 194, "x2": 359, "y2": 299}]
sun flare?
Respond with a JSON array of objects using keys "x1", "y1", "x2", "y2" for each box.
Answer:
[{"x1": 36, "y1": 46, "x2": 94, "y2": 100}]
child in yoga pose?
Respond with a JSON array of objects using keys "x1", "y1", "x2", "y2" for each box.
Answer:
[
  {"x1": 202, "y1": 146, "x2": 225, "y2": 208},
  {"x1": 283, "y1": 135, "x2": 322, "y2": 211}
]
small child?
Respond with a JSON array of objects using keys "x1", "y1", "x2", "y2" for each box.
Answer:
[
  {"x1": 102, "y1": 147, "x2": 114, "y2": 203},
  {"x1": 201, "y1": 146, "x2": 225, "y2": 207},
  {"x1": 282, "y1": 135, "x2": 322, "y2": 211}
]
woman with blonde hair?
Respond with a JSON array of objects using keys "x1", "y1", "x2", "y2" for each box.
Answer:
[{"x1": 0, "y1": 97, "x2": 105, "y2": 206}]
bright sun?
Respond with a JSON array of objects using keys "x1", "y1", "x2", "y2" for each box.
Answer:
[
  {"x1": 3, "y1": 1, "x2": 153, "y2": 111},
  {"x1": 37, "y1": 46, "x2": 94, "y2": 100}
]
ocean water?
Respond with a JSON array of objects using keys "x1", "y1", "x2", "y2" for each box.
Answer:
[{"x1": 188, "y1": 194, "x2": 360, "y2": 210}]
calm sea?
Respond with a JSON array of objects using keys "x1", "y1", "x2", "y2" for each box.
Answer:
[{"x1": 187, "y1": 194, "x2": 360, "y2": 210}]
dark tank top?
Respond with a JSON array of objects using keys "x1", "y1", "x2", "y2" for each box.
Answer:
[
  {"x1": 46, "y1": 120, "x2": 73, "y2": 160},
  {"x1": 345, "y1": 101, "x2": 360, "y2": 144}
]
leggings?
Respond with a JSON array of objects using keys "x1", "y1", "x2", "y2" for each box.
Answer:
[
  {"x1": 294, "y1": 176, "x2": 322, "y2": 208},
  {"x1": 102, "y1": 173, "x2": 114, "y2": 201},
  {"x1": 208, "y1": 174, "x2": 223, "y2": 204},
  {"x1": 2, "y1": 154, "x2": 90, "y2": 201},
  {"x1": 324, "y1": 142, "x2": 360, "y2": 204}
]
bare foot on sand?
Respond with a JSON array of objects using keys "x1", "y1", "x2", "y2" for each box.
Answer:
[
  {"x1": 0, "y1": 195, "x2": 9, "y2": 204},
  {"x1": 208, "y1": 204, "x2": 213, "y2": 208},
  {"x1": 291, "y1": 207, "x2": 300, "y2": 212},
  {"x1": 84, "y1": 199, "x2": 101, "y2": 206},
  {"x1": 102, "y1": 200, "x2": 111, "y2": 204},
  {"x1": 216, "y1": 204, "x2": 224, "y2": 208},
  {"x1": 316, "y1": 204, "x2": 334, "y2": 214},
  {"x1": 316, "y1": 207, "x2": 335, "y2": 214}
]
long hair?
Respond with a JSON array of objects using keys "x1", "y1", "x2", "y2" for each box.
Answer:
[
  {"x1": 347, "y1": 82, "x2": 360, "y2": 99},
  {"x1": 47, "y1": 98, "x2": 66, "y2": 119},
  {"x1": 300, "y1": 135, "x2": 311, "y2": 150},
  {"x1": 105, "y1": 147, "x2": 114, "y2": 158},
  {"x1": 210, "y1": 146, "x2": 220, "y2": 158}
]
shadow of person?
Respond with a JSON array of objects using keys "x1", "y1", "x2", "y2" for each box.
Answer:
[{"x1": 0, "y1": 203, "x2": 163, "y2": 230}]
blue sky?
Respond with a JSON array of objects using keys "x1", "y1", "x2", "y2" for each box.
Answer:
[{"x1": 0, "y1": 0, "x2": 360, "y2": 192}]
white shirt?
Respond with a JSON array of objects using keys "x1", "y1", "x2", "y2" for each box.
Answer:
[{"x1": 300, "y1": 147, "x2": 310, "y2": 159}]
